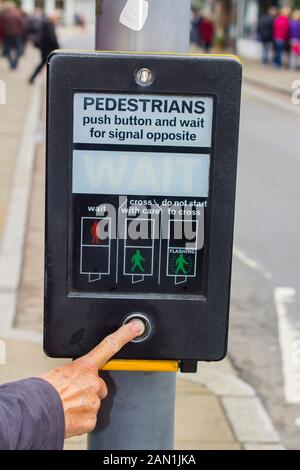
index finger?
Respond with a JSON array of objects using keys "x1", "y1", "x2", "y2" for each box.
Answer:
[{"x1": 77, "y1": 321, "x2": 145, "y2": 371}]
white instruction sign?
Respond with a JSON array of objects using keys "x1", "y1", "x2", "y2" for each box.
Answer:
[{"x1": 73, "y1": 93, "x2": 214, "y2": 148}]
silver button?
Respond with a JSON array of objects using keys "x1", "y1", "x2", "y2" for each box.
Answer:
[{"x1": 122, "y1": 313, "x2": 152, "y2": 343}]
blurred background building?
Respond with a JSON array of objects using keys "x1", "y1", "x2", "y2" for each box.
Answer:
[
  {"x1": 4, "y1": 0, "x2": 299, "y2": 59},
  {"x1": 18, "y1": 0, "x2": 95, "y2": 25}
]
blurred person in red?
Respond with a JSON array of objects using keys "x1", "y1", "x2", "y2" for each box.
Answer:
[
  {"x1": 0, "y1": 1, "x2": 26, "y2": 70},
  {"x1": 198, "y1": 14, "x2": 214, "y2": 53},
  {"x1": 273, "y1": 7, "x2": 291, "y2": 67}
]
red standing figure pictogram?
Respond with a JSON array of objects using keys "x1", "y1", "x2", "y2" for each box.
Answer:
[{"x1": 91, "y1": 220, "x2": 100, "y2": 244}]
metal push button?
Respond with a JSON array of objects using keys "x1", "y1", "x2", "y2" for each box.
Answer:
[{"x1": 122, "y1": 313, "x2": 152, "y2": 343}]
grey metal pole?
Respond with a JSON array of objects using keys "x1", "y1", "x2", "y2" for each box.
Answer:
[
  {"x1": 95, "y1": 0, "x2": 191, "y2": 53},
  {"x1": 88, "y1": 371, "x2": 177, "y2": 450},
  {"x1": 88, "y1": 0, "x2": 191, "y2": 451}
]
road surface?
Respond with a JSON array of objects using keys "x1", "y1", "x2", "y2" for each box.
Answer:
[{"x1": 230, "y1": 84, "x2": 300, "y2": 450}]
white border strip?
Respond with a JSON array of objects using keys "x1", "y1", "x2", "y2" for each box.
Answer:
[
  {"x1": 274, "y1": 287, "x2": 300, "y2": 404},
  {"x1": 243, "y1": 83, "x2": 300, "y2": 117},
  {"x1": 180, "y1": 359, "x2": 284, "y2": 449},
  {"x1": 0, "y1": 80, "x2": 42, "y2": 332}
]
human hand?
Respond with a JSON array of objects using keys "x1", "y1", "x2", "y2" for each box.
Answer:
[{"x1": 40, "y1": 321, "x2": 145, "y2": 438}]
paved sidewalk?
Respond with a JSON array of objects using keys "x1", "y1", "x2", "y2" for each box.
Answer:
[
  {"x1": 0, "y1": 46, "x2": 39, "y2": 242},
  {"x1": 190, "y1": 43, "x2": 299, "y2": 95},
  {"x1": 0, "y1": 36, "x2": 285, "y2": 451},
  {"x1": 242, "y1": 58, "x2": 299, "y2": 95}
]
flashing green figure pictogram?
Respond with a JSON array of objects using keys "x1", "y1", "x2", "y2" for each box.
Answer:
[
  {"x1": 175, "y1": 254, "x2": 189, "y2": 275},
  {"x1": 131, "y1": 250, "x2": 146, "y2": 273}
]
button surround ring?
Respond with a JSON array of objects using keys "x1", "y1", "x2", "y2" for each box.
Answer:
[{"x1": 122, "y1": 313, "x2": 152, "y2": 343}]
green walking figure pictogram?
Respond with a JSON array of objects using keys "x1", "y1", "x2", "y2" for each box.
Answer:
[
  {"x1": 131, "y1": 249, "x2": 146, "y2": 273},
  {"x1": 175, "y1": 254, "x2": 189, "y2": 275}
]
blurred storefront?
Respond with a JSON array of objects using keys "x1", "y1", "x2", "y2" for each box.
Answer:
[{"x1": 193, "y1": 0, "x2": 298, "y2": 57}]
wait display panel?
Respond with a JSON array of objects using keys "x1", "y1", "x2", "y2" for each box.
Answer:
[{"x1": 71, "y1": 93, "x2": 215, "y2": 295}]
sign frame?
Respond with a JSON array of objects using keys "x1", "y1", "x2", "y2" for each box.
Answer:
[{"x1": 44, "y1": 51, "x2": 242, "y2": 361}]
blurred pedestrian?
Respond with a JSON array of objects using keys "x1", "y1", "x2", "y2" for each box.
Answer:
[
  {"x1": 289, "y1": 10, "x2": 300, "y2": 70},
  {"x1": 0, "y1": 1, "x2": 26, "y2": 70},
  {"x1": 190, "y1": 8, "x2": 203, "y2": 46},
  {"x1": 74, "y1": 13, "x2": 86, "y2": 29},
  {"x1": 258, "y1": 7, "x2": 277, "y2": 65},
  {"x1": 29, "y1": 13, "x2": 60, "y2": 84},
  {"x1": 198, "y1": 14, "x2": 214, "y2": 53},
  {"x1": 27, "y1": 7, "x2": 45, "y2": 47},
  {"x1": 273, "y1": 7, "x2": 291, "y2": 68}
]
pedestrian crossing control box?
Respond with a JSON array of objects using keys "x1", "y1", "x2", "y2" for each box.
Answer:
[{"x1": 44, "y1": 51, "x2": 242, "y2": 368}]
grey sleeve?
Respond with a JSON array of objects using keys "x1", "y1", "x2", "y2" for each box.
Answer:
[{"x1": 0, "y1": 377, "x2": 65, "y2": 450}]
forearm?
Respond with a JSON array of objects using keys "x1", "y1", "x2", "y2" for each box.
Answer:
[{"x1": 0, "y1": 378, "x2": 65, "y2": 450}]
